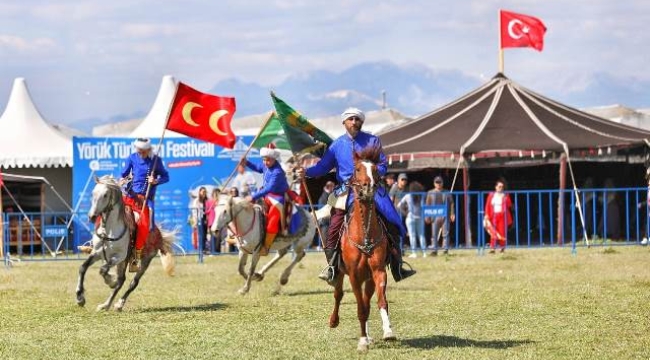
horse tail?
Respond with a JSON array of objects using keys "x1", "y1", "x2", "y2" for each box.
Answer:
[{"x1": 158, "y1": 227, "x2": 178, "y2": 277}]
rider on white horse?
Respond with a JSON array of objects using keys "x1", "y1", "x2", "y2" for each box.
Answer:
[
  {"x1": 119, "y1": 138, "x2": 170, "y2": 271},
  {"x1": 241, "y1": 144, "x2": 289, "y2": 256}
]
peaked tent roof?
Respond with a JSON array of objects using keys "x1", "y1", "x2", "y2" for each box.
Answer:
[
  {"x1": 0, "y1": 78, "x2": 72, "y2": 168},
  {"x1": 379, "y1": 73, "x2": 650, "y2": 160},
  {"x1": 129, "y1": 75, "x2": 184, "y2": 138}
]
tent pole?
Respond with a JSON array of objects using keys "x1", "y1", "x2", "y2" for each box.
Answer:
[
  {"x1": 557, "y1": 154, "x2": 567, "y2": 245},
  {"x1": 498, "y1": 10, "x2": 504, "y2": 73},
  {"x1": 565, "y1": 150, "x2": 590, "y2": 249}
]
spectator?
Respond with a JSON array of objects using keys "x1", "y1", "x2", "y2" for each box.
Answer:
[
  {"x1": 598, "y1": 178, "x2": 621, "y2": 240},
  {"x1": 232, "y1": 163, "x2": 259, "y2": 196},
  {"x1": 192, "y1": 186, "x2": 209, "y2": 254},
  {"x1": 425, "y1": 176, "x2": 455, "y2": 256},
  {"x1": 385, "y1": 173, "x2": 396, "y2": 190},
  {"x1": 484, "y1": 178, "x2": 513, "y2": 253},
  {"x1": 229, "y1": 186, "x2": 240, "y2": 198},
  {"x1": 390, "y1": 173, "x2": 409, "y2": 206},
  {"x1": 398, "y1": 181, "x2": 427, "y2": 258},
  {"x1": 640, "y1": 171, "x2": 650, "y2": 244},
  {"x1": 205, "y1": 188, "x2": 221, "y2": 254}
]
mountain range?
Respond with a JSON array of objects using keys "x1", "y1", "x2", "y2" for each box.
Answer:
[{"x1": 73, "y1": 61, "x2": 650, "y2": 134}]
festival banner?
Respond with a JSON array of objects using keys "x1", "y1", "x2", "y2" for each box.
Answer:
[{"x1": 72, "y1": 136, "x2": 259, "y2": 252}]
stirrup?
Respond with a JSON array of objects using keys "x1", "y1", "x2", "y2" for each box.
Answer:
[{"x1": 318, "y1": 265, "x2": 337, "y2": 286}]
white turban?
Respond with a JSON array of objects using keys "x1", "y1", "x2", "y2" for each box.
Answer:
[
  {"x1": 340, "y1": 107, "x2": 365, "y2": 123},
  {"x1": 260, "y1": 147, "x2": 280, "y2": 160},
  {"x1": 134, "y1": 138, "x2": 152, "y2": 150}
]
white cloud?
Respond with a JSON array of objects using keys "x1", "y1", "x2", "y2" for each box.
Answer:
[{"x1": 0, "y1": 34, "x2": 56, "y2": 53}]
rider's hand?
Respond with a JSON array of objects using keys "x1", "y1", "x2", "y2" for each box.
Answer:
[
  {"x1": 148, "y1": 175, "x2": 158, "y2": 185},
  {"x1": 119, "y1": 178, "x2": 128, "y2": 186}
]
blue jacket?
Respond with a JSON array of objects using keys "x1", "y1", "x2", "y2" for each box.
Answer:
[
  {"x1": 120, "y1": 153, "x2": 169, "y2": 201},
  {"x1": 245, "y1": 160, "x2": 289, "y2": 202},
  {"x1": 305, "y1": 131, "x2": 404, "y2": 236}
]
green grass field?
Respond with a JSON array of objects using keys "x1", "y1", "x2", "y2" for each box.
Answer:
[{"x1": 1, "y1": 246, "x2": 649, "y2": 359}]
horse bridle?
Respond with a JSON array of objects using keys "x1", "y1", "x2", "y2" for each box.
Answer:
[
  {"x1": 221, "y1": 197, "x2": 257, "y2": 241},
  {"x1": 94, "y1": 183, "x2": 128, "y2": 242},
  {"x1": 348, "y1": 168, "x2": 381, "y2": 254}
]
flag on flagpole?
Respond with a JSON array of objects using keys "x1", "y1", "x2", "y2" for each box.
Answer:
[
  {"x1": 250, "y1": 113, "x2": 292, "y2": 150},
  {"x1": 267, "y1": 93, "x2": 333, "y2": 156},
  {"x1": 500, "y1": 10, "x2": 547, "y2": 51},
  {"x1": 166, "y1": 82, "x2": 237, "y2": 148}
]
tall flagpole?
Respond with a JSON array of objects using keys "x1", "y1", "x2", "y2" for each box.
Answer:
[
  {"x1": 498, "y1": 10, "x2": 505, "y2": 73},
  {"x1": 142, "y1": 82, "x2": 180, "y2": 211},
  {"x1": 220, "y1": 112, "x2": 275, "y2": 191}
]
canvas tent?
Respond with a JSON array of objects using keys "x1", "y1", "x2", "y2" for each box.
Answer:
[
  {"x1": 129, "y1": 75, "x2": 183, "y2": 138},
  {"x1": 0, "y1": 78, "x2": 74, "y2": 213},
  {"x1": 379, "y1": 73, "x2": 650, "y2": 169}
]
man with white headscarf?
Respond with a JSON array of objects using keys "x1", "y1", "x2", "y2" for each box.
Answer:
[
  {"x1": 297, "y1": 107, "x2": 416, "y2": 285},
  {"x1": 120, "y1": 137, "x2": 170, "y2": 271},
  {"x1": 241, "y1": 144, "x2": 289, "y2": 256}
]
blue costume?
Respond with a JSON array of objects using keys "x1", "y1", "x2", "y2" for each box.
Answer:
[
  {"x1": 245, "y1": 160, "x2": 289, "y2": 202},
  {"x1": 305, "y1": 131, "x2": 405, "y2": 236},
  {"x1": 120, "y1": 153, "x2": 170, "y2": 228}
]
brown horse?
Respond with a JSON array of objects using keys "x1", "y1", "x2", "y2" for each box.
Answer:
[{"x1": 328, "y1": 147, "x2": 396, "y2": 352}]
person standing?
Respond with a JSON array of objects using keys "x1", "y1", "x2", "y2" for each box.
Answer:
[
  {"x1": 398, "y1": 181, "x2": 427, "y2": 258},
  {"x1": 484, "y1": 178, "x2": 512, "y2": 253},
  {"x1": 296, "y1": 107, "x2": 416, "y2": 284},
  {"x1": 205, "y1": 187, "x2": 221, "y2": 253},
  {"x1": 192, "y1": 187, "x2": 209, "y2": 254},
  {"x1": 120, "y1": 137, "x2": 170, "y2": 271},
  {"x1": 425, "y1": 176, "x2": 455, "y2": 256}
]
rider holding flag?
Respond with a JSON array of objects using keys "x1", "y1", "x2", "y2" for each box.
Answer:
[
  {"x1": 241, "y1": 144, "x2": 289, "y2": 256},
  {"x1": 120, "y1": 138, "x2": 170, "y2": 271}
]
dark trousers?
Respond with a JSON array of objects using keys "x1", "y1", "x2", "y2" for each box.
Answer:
[{"x1": 326, "y1": 208, "x2": 346, "y2": 249}]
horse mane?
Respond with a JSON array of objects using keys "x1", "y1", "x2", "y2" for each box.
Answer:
[
  {"x1": 356, "y1": 146, "x2": 382, "y2": 164},
  {"x1": 95, "y1": 175, "x2": 127, "y2": 224}
]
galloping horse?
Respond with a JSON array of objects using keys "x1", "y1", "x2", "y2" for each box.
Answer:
[
  {"x1": 212, "y1": 194, "x2": 317, "y2": 295},
  {"x1": 75, "y1": 175, "x2": 176, "y2": 311},
  {"x1": 329, "y1": 148, "x2": 396, "y2": 352}
]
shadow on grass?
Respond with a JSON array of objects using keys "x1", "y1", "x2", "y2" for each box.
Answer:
[
  {"x1": 285, "y1": 289, "x2": 332, "y2": 297},
  {"x1": 138, "y1": 303, "x2": 228, "y2": 313},
  {"x1": 401, "y1": 335, "x2": 534, "y2": 349}
]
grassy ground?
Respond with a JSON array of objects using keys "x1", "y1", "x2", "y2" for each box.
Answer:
[{"x1": 1, "y1": 246, "x2": 649, "y2": 360}]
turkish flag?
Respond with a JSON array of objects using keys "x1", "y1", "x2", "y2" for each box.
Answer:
[
  {"x1": 500, "y1": 10, "x2": 547, "y2": 51},
  {"x1": 166, "y1": 82, "x2": 237, "y2": 149}
]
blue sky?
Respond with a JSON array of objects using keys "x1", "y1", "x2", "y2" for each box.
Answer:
[{"x1": 0, "y1": 0, "x2": 648, "y2": 125}]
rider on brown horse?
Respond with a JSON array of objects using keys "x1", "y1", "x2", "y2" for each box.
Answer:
[{"x1": 297, "y1": 107, "x2": 416, "y2": 284}]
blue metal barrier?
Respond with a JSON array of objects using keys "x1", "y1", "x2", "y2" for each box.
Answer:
[{"x1": 3, "y1": 187, "x2": 649, "y2": 262}]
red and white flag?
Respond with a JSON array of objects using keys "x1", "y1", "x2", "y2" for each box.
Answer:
[
  {"x1": 166, "y1": 82, "x2": 237, "y2": 149},
  {"x1": 500, "y1": 10, "x2": 547, "y2": 51}
]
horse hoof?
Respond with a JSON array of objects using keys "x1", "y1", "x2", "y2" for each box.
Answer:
[
  {"x1": 114, "y1": 300, "x2": 125, "y2": 311},
  {"x1": 357, "y1": 338, "x2": 370, "y2": 352},
  {"x1": 76, "y1": 296, "x2": 86, "y2": 307},
  {"x1": 238, "y1": 288, "x2": 249, "y2": 295},
  {"x1": 329, "y1": 316, "x2": 339, "y2": 328},
  {"x1": 96, "y1": 304, "x2": 109, "y2": 312},
  {"x1": 279, "y1": 277, "x2": 288, "y2": 286},
  {"x1": 383, "y1": 330, "x2": 396, "y2": 341},
  {"x1": 252, "y1": 273, "x2": 264, "y2": 281}
]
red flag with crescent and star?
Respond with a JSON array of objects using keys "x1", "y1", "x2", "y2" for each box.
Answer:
[
  {"x1": 500, "y1": 10, "x2": 547, "y2": 51},
  {"x1": 166, "y1": 82, "x2": 237, "y2": 149}
]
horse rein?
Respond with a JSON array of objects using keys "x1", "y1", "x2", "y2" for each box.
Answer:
[
  {"x1": 348, "y1": 175, "x2": 382, "y2": 255},
  {"x1": 95, "y1": 184, "x2": 128, "y2": 242},
  {"x1": 224, "y1": 198, "x2": 258, "y2": 242}
]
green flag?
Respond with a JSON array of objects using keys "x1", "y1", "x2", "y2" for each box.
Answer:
[
  {"x1": 268, "y1": 92, "x2": 333, "y2": 156},
  {"x1": 251, "y1": 113, "x2": 291, "y2": 150}
]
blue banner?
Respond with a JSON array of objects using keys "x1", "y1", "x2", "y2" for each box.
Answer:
[
  {"x1": 72, "y1": 136, "x2": 259, "y2": 252},
  {"x1": 423, "y1": 205, "x2": 447, "y2": 218}
]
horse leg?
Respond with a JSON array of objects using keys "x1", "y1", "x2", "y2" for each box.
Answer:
[
  {"x1": 111, "y1": 262, "x2": 129, "y2": 311},
  {"x1": 329, "y1": 272, "x2": 344, "y2": 328},
  {"x1": 238, "y1": 251, "x2": 249, "y2": 280},
  {"x1": 239, "y1": 252, "x2": 261, "y2": 295},
  {"x1": 254, "y1": 247, "x2": 288, "y2": 282},
  {"x1": 373, "y1": 267, "x2": 395, "y2": 340},
  {"x1": 350, "y1": 274, "x2": 371, "y2": 352},
  {"x1": 96, "y1": 256, "x2": 126, "y2": 311},
  {"x1": 76, "y1": 253, "x2": 101, "y2": 307},
  {"x1": 363, "y1": 277, "x2": 376, "y2": 344},
  {"x1": 112, "y1": 253, "x2": 155, "y2": 311},
  {"x1": 99, "y1": 255, "x2": 119, "y2": 289}
]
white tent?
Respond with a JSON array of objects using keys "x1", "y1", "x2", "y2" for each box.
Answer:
[
  {"x1": 0, "y1": 78, "x2": 73, "y2": 168},
  {"x1": 129, "y1": 75, "x2": 184, "y2": 138}
]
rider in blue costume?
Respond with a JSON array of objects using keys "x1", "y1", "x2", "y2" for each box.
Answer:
[{"x1": 298, "y1": 107, "x2": 416, "y2": 284}]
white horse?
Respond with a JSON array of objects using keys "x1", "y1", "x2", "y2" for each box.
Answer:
[
  {"x1": 212, "y1": 194, "x2": 319, "y2": 295},
  {"x1": 75, "y1": 175, "x2": 176, "y2": 311}
]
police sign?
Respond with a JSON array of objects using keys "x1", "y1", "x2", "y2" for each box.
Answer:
[{"x1": 423, "y1": 205, "x2": 447, "y2": 217}]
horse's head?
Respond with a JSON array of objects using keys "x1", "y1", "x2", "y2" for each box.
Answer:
[
  {"x1": 350, "y1": 147, "x2": 381, "y2": 202},
  {"x1": 213, "y1": 194, "x2": 236, "y2": 231},
  {"x1": 88, "y1": 175, "x2": 122, "y2": 223}
]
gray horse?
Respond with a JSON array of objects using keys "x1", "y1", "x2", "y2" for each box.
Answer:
[{"x1": 75, "y1": 175, "x2": 176, "y2": 311}]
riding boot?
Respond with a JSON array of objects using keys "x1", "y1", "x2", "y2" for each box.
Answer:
[
  {"x1": 129, "y1": 249, "x2": 142, "y2": 273},
  {"x1": 388, "y1": 245, "x2": 416, "y2": 282},
  {"x1": 318, "y1": 248, "x2": 339, "y2": 286},
  {"x1": 259, "y1": 233, "x2": 277, "y2": 256}
]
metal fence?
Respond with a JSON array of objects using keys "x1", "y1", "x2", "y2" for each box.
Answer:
[{"x1": 3, "y1": 187, "x2": 649, "y2": 261}]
